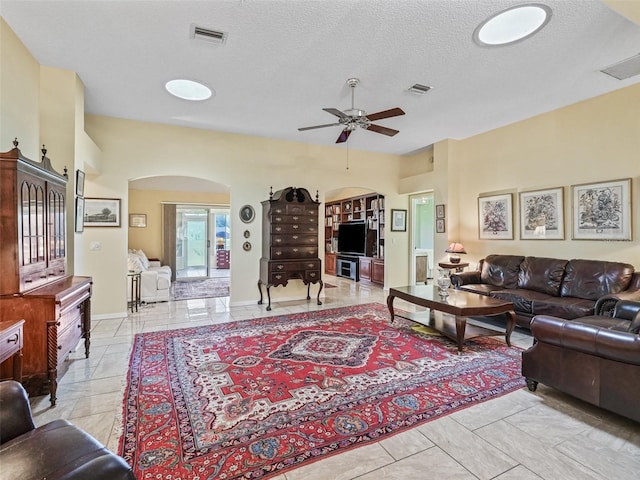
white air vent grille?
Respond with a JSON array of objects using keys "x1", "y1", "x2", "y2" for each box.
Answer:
[
  {"x1": 408, "y1": 83, "x2": 432, "y2": 95},
  {"x1": 190, "y1": 24, "x2": 227, "y2": 45},
  {"x1": 600, "y1": 53, "x2": 640, "y2": 80}
]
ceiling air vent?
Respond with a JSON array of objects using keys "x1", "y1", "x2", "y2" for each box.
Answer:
[
  {"x1": 600, "y1": 53, "x2": 640, "y2": 80},
  {"x1": 408, "y1": 83, "x2": 432, "y2": 95},
  {"x1": 190, "y1": 23, "x2": 227, "y2": 45}
]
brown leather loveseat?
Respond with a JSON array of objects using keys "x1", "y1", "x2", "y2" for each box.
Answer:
[
  {"x1": 451, "y1": 255, "x2": 640, "y2": 328},
  {"x1": 0, "y1": 380, "x2": 134, "y2": 480},
  {"x1": 522, "y1": 300, "x2": 640, "y2": 423}
]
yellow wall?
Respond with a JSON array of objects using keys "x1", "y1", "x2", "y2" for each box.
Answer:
[
  {"x1": 446, "y1": 84, "x2": 640, "y2": 267},
  {"x1": 2, "y1": 12, "x2": 640, "y2": 318},
  {"x1": 128, "y1": 188, "x2": 230, "y2": 259}
]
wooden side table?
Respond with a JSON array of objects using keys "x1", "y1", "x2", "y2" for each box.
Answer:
[
  {"x1": 0, "y1": 319, "x2": 25, "y2": 382},
  {"x1": 128, "y1": 271, "x2": 141, "y2": 312},
  {"x1": 438, "y1": 261, "x2": 469, "y2": 273}
]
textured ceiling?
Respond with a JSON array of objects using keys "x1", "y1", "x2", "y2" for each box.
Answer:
[{"x1": 2, "y1": 0, "x2": 640, "y2": 156}]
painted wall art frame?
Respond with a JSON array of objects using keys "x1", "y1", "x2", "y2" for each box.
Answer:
[
  {"x1": 435, "y1": 218, "x2": 445, "y2": 233},
  {"x1": 129, "y1": 213, "x2": 147, "y2": 228},
  {"x1": 75, "y1": 197, "x2": 85, "y2": 233},
  {"x1": 391, "y1": 209, "x2": 407, "y2": 231},
  {"x1": 84, "y1": 197, "x2": 121, "y2": 227},
  {"x1": 478, "y1": 193, "x2": 514, "y2": 240},
  {"x1": 75, "y1": 169, "x2": 85, "y2": 197},
  {"x1": 519, "y1": 187, "x2": 564, "y2": 240},
  {"x1": 435, "y1": 204, "x2": 445, "y2": 219},
  {"x1": 572, "y1": 178, "x2": 632, "y2": 241}
]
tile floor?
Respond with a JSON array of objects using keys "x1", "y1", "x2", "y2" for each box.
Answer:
[{"x1": 29, "y1": 276, "x2": 640, "y2": 479}]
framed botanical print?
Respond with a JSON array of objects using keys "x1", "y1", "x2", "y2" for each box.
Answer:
[
  {"x1": 75, "y1": 197, "x2": 85, "y2": 233},
  {"x1": 519, "y1": 187, "x2": 564, "y2": 240},
  {"x1": 435, "y1": 204, "x2": 445, "y2": 219},
  {"x1": 478, "y1": 193, "x2": 513, "y2": 239},
  {"x1": 572, "y1": 178, "x2": 632, "y2": 240}
]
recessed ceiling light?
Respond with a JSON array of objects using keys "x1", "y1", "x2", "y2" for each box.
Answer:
[
  {"x1": 473, "y1": 4, "x2": 552, "y2": 47},
  {"x1": 165, "y1": 79, "x2": 213, "y2": 101}
]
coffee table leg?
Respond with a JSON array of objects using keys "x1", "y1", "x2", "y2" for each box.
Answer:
[
  {"x1": 455, "y1": 316, "x2": 467, "y2": 354},
  {"x1": 504, "y1": 311, "x2": 516, "y2": 347},
  {"x1": 387, "y1": 294, "x2": 396, "y2": 322}
]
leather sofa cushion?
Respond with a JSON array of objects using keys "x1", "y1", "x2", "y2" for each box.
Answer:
[
  {"x1": 0, "y1": 419, "x2": 133, "y2": 480},
  {"x1": 531, "y1": 296, "x2": 595, "y2": 319},
  {"x1": 490, "y1": 289, "x2": 554, "y2": 314},
  {"x1": 480, "y1": 255, "x2": 524, "y2": 289},
  {"x1": 517, "y1": 256, "x2": 568, "y2": 296},
  {"x1": 530, "y1": 315, "x2": 640, "y2": 365},
  {"x1": 560, "y1": 259, "x2": 634, "y2": 300}
]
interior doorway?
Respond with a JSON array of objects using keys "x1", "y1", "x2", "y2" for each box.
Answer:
[
  {"x1": 409, "y1": 193, "x2": 435, "y2": 285},
  {"x1": 175, "y1": 205, "x2": 230, "y2": 280}
]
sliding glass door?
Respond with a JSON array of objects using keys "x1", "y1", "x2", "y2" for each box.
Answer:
[{"x1": 176, "y1": 207, "x2": 209, "y2": 280}]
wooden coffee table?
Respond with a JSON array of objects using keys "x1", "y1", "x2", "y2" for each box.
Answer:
[{"x1": 387, "y1": 285, "x2": 516, "y2": 353}]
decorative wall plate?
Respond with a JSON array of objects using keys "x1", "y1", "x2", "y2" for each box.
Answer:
[
  {"x1": 240, "y1": 205, "x2": 255, "y2": 223},
  {"x1": 243, "y1": 241, "x2": 252, "y2": 251}
]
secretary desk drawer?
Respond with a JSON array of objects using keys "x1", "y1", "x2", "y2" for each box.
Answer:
[
  {"x1": 271, "y1": 223, "x2": 318, "y2": 234},
  {"x1": 271, "y1": 246, "x2": 318, "y2": 259},
  {"x1": 272, "y1": 234, "x2": 317, "y2": 246}
]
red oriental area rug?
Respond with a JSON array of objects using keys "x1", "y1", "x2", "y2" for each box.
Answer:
[{"x1": 119, "y1": 303, "x2": 524, "y2": 479}]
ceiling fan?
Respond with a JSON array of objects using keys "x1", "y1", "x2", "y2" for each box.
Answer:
[{"x1": 298, "y1": 78, "x2": 405, "y2": 144}]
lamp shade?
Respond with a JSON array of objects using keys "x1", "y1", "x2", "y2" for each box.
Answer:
[{"x1": 445, "y1": 242, "x2": 467, "y2": 254}]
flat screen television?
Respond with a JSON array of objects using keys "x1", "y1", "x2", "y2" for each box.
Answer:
[{"x1": 337, "y1": 222, "x2": 366, "y2": 256}]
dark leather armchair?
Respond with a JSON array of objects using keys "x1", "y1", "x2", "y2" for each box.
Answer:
[
  {"x1": 522, "y1": 300, "x2": 640, "y2": 423},
  {"x1": 0, "y1": 380, "x2": 134, "y2": 480}
]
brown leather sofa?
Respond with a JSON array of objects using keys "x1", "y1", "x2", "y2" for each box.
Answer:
[
  {"x1": 451, "y1": 255, "x2": 640, "y2": 328},
  {"x1": 522, "y1": 300, "x2": 640, "y2": 423},
  {"x1": 0, "y1": 380, "x2": 134, "y2": 480}
]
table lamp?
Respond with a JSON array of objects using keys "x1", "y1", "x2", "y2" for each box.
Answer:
[{"x1": 445, "y1": 242, "x2": 466, "y2": 264}]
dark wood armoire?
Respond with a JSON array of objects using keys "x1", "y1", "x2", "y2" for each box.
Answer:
[
  {"x1": 258, "y1": 187, "x2": 323, "y2": 310},
  {"x1": 0, "y1": 140, "x2": 92, "y2": 405}
]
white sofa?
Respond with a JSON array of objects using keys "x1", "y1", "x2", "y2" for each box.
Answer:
[{"x1": 127, "y1": 250, "x2": 172, "y2": 303}]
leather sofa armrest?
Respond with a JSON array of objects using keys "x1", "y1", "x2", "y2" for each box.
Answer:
[
  {"x1": 530, "y1": 315, "x2": 640, "y2": 365},
  {"x1": 451, "y1": 270, "x2": 481, "y2": 288},
  {"x1": 595, "y1": 290, "x2": 640, "y2": 316},
  {"x1": 0, "y1": 380, "x2": 36, "y2": 444}
]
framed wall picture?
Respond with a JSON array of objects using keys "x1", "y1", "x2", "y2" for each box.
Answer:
[
  {"x1": 478, "y1": 193, "x2": 514, "y2": 239},
  {"x1": 391, "y1": 209, "x2": 407, "y2": 231},
  {"x1": 129, "y1": 213, "x2": 147, "y2": 228},
  {"x1": 519, "y1": 187, "x2": 564, "y2": 240},
  {"x1": 75, "y1": 169, "x2": 85, "y2": 197},
  {"x1": 572, "y1": 178, "x2": 632, "y2": 240},
  {"x1": 75, "y1": 197, "x2": 85, "y2": 233},
  {"x1": 436, "y1": 218, "x2": 445, "y2": 233},
  {"x1": 240, "y1": 205, "x2": 255, "y2": 223},
  {"x1": 435, "y1": 204, "x2": 445, "y2": 219},
  {"x1": 84, "y1": 197, "x2": 121, "y2": 227}
]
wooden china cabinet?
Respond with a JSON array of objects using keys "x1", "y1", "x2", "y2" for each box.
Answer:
[
  {"x1": 0, "y1": 140, "x2": 92, "y2": 405},
  {"x1": 258, "y1": 187, "x2": 323, "y2": 310}
]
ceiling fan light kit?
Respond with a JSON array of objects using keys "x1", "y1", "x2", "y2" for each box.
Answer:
[{"x1": 298, "y1": 77, "x2": 405, "y2": 144}]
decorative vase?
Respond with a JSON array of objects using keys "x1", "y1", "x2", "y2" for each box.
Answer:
[{"x1": 436, "y1": 268, "x2": 451, "y2": 297}]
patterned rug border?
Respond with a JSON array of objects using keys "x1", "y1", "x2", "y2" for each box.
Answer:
[{"x1": 119, "y1": 302, "x2": 525, "y2": 479}]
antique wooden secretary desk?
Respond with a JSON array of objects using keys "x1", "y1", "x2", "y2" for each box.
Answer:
[{"x1": 0, "y1": 140, "x2": 92, "y2": 406}]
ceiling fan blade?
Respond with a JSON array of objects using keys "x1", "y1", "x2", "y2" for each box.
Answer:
[
  {"x1": 366, "y1": 124, "x2": 399, "y2": 137},
  {"x1": 323, "y1": 108, "x2": 349, "y2": 119},
  {"x1": 298, "y1": 122, "x2": 342, "y2": 131},
  {"x1": 336, "y1": 128, "x2": 352, "y2": 143},
  {"x1": 366, "y1": 107, "x2": 405, "y2": 121}
]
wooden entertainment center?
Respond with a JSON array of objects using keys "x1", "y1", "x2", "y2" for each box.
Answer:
[{"x1": 324, "y1": 192, "x2": 385, "y2": 285}]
